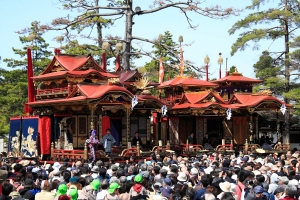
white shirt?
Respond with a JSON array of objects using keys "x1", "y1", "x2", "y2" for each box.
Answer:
[{"x1": 96, "y1": 189, "x2": 109, "y2": 200}]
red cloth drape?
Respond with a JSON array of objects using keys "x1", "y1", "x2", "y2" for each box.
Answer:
[
  {"x1": 102, "y1": 116, "x2": 110, "y2": 137},
  {"x1": 38, "y1": 116, "x2": 51, "y2": 154}
]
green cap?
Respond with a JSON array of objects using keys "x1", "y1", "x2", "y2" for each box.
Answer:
[
  {"x1": 91, "y1": 179, "x2": 100, "y2": 191},
  {"x1": 108, "y1": 182, "x2": 120, "y2": 194},
  {"x1": 56, "y1": 184, "x2": 67, "y2": 196},
  {"x1": 134, "y1": 174, "x2": 143, "y2": 183},
  {"x1": 69, "y1": 188, "x2": 78, "y2": 200}
]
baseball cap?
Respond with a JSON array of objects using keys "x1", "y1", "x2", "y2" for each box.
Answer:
[
  {"x1": 69, "y1": 177, "x2": 79, "y2": 184},
  {"x1": 108, "y1": 182, "x2": 120, "y2": 194},
  {"x1": 91, "y1": 179, "x2": 100, "y2": 191},
  {"x1": 163, "y1": 177, "x2": 172, "y2": 186},
  {"x1": 56, "y1": 184, "x2": 67, "y2": 196},
  {"x1": 253, "y1": 186, "x2": 264, "y2": 194},
  {"x1": 24, "y1": 179, "x2": 34, "y2": 188},
  {"x1": 134, "y1": 174, "x2": 143, "y2": 183},
  {"x1": 69, "y1": 188, "x2": 78, "y2": 200}
]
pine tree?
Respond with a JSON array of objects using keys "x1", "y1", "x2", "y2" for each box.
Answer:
[
  {"x1": 3, "y1": 21, "x2": 52, "y2": 75},
  {"x1": 229, "y1": 0, "x2": 300, "y2": 143}
]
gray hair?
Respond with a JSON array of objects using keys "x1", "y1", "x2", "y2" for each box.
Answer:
[{"x1": 285, "y1": 185, "x2": 298, "y2": 198}]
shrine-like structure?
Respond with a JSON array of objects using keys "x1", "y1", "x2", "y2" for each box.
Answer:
[{"x1": 8, "y1": 49, "x2": 291, "y2": 159}]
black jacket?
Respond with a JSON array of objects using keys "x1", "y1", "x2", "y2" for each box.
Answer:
[{"x1": 131, "y1": 136, "x2": 143, "y2": 146}]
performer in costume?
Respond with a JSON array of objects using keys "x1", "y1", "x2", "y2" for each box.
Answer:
[
  {"x1": 86, "y1": 130, "x2": 99, "y2": 162},
  {"x1": 102, "y1": 128, "x2": 116, "y2": 156}
]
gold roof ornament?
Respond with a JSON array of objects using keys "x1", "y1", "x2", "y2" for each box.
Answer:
[
  {"x1": 133, "y1": 77, "x2": 151, "y2": 90},
  {"x1": 102, "y1": 42, "x2": 111, "y2": 51},
  {"x1": 115, "y1": 42, "x2": 123, "y2": 52},
  {"x1": 204, "y1": 55, "x2": 210, "y2": 65},
  {"x1": 218, "y1": 53, "x2": 223, "y2": 65},
  {"x1": 108, "y1": 78, "x2": 120, "y2": 84},
  {"x1": 259, "y1": 89, "x2": 273, "y2": 96}
]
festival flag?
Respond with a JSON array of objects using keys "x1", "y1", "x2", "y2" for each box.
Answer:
[
  {"x1": 115, "y1": 54, "x2": 121, "y2": 72},
  {"x1": 158, "y1": 58, "x2": 164, "y2": 84},
  {"x1": 38, "y1": 116, "x2": 51, "y2": 154},
  {"x1": 179, "y1": 47, "x2": 185, "y2": 76}
]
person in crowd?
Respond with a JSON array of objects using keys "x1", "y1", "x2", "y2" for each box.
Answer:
[
  {"x1": 102, "y1": 128, "x2": 116, "y2": 156},
  {"x1": 203, "y1": 133, "x2": 213, "y2": 150},
  {"x1": 35, "y1": 180, "x2": 55, "y2": 200},
  {"x1": 131, "y1": 132, "x2": 143, "y2": 147},
  {"x1": 187, "y1": 132, "x2": 195, "y2": 145},
  {"x1": 260, "y1": 132, "x2": 272, "y2": 149},
  {"x1": 250, "y1": 134, "x2": 259, "y2": 144}
]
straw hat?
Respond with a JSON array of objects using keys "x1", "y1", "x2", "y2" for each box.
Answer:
[{"x1": 219, "y1": 182, "x2": 231, "y2": 192}]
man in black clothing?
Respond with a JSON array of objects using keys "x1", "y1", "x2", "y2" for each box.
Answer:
[
  {"x1": 187, "y1": 132, "x2": 195, "y2": 144},
  {"x1": 131, "y1": 132, "x2": 143, "y2": 147},
  {"x1": 203, "y1": 133, "x2": 213, "y2": 150},
  {"x1": 260, "y1": 132, "x2": 271, "y2": 146},
  {"x1": 251, "y1": 134, "x2": 259, "y2": 144}
]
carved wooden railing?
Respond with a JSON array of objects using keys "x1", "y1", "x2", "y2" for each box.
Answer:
[
  {"x1": 51, "y1": 142, "x2": 88, "y2": 160},
  {"x1": 215, "y1": 144, "x2": 234, "y2": 151},
  {"x1": 37, "y1": 87, "x2": 69, "y2": 95},
  {"x1": 274, "y1": 143, "x2": 290, "y2": 151}
]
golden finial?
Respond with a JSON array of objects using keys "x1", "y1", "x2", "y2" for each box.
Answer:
[
  {"x1": 204, "y1": 54, "x2": 210, "y2": 65},
  {"x1": 102, "y1": 42, "x2": 110, "y2": 51},
  {"x1": 115, "y1": 42, "x2": 123, "y2": 52},
  {"x1": 218, "y1": 53, "x2": 223, "y2": 65}
]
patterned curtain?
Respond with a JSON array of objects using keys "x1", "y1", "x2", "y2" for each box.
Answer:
[
  {"x1": 169, "y1": 117, "x2": 179, "y2": 144},
  {"x1": 21, "y1": 117, "x2": 39, "y2": 157}
]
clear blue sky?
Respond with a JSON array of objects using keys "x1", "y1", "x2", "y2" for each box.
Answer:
[{"x1": 0, "y1": 0, "x2": 283, "y2": 79}]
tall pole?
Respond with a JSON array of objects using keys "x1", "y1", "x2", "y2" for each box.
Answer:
[{"x1": 284, "y1": 0, "x2": 290, "y2": 144}]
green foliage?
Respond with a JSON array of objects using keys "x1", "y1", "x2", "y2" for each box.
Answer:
[
  {"x1": 3, "y1": 21, "x2": 52, "y2": 75},
  {"x1": 284, "y1": 88, "x2": 300, "y2": 115},
  {"x1": 229, "y1": 0, "x2": 300, "y2": 56},
  {"x1": 0, "y1": 69, "x2": 28, "y2": 136},
  {"x1": 253, "y1": 51, "x2": 285, "y2": 95},
  {"x1": 228, "y1": 66, "x2": 236, "y2": 75},
  {"x1": 0, "y1": 21, "x2": 52, "y2": 136}
]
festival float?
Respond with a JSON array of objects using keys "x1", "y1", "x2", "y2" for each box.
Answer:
[{"x1": 8, "y1": 46, "x2": 292, "y2": 163}]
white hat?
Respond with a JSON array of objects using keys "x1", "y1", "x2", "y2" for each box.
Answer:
[
  {"x1": 219, "y1": 182, "x2": 231, "y2": 192},
  {"x1": 191, "y1": 168, "x2": 198, "y2": 175},
  {"x1": 52, "y1": 168, "x2": 60, "y2": 175},
  {"x1": 255, "y1": 158, "x2": 264, "y2": 165},
  {"x1": 177, "y1": 172, "x2": 187, "y2": 182},
  {"x1": 288, "y1": 179, "x2": 299, "y2": 187},
  {"x1": 232, "y1": 174, "x2": 237, "y2": 181},
  {"x1": 53, "y1": 162, "x2": 61, "y2": 169},
  {"x1": 253, "y1": 171, "x2": 261, "y2": 176},
  {"x1": 45, "y1": 164, "x2": 51, "y2": 170},
  {"x1": 266, "y1": 163, "x2": 273, "y2": 168},
  {"x1": 204, "y1": 167, "x2": 213, "y2": 175}
]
